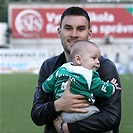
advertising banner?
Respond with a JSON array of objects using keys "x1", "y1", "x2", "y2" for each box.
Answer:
[
  {"x1": 0, "y1": 49, "x2": 48, "y2": 74},
  {"x1": 11, "y1": 6, "x2": 133, "y2": 39}
]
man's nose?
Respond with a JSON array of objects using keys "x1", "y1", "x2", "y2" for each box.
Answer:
[{"x1": 71, "y1": 29, "x2": 78, "y2": 37}]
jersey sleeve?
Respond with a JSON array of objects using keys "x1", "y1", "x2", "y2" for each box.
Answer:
[
  {"x1": 90, "y1": 71, "x2": 115, "y2": 98},
  {"x1": 42, "y1": 69, "x2": 57, "y2": 93}
]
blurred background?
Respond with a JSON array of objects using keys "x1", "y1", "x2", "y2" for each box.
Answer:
[{"x1": 0, "y1": 0, "x2": 133, "y2": 133}]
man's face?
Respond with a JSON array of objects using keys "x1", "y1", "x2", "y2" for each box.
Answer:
[{"x1": 57, "y1": 15, "x2": 92, "y2": 54}]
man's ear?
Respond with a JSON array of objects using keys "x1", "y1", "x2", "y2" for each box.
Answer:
[
  {"x1": 57, "y1": 27, "x2": 61, "y2": 38},
  {"x1": 75, "y1": 55, "x2": 82, "y2": 65},
  {"x1": 88, "y1": 29, "x2": 92, "y2": 40}
]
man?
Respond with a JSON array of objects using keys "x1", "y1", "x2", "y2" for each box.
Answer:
[{"x1": 31, "y1": 6, "x2": 121, "y2": 133}]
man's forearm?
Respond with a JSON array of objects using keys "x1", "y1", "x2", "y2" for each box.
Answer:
[{"x1": 31, "y1": 88, "x2": 59, "y2": 126}]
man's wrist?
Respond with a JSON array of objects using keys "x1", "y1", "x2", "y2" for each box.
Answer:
[
  {"x1": 60, "y1": 121, "x2": 65, "y2": 133},
  {"x1": 60, "y1": 121, "x2": 69, "y2": 133}
]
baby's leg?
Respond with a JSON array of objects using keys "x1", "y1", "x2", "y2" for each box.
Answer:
[{"x1": 61, "y1": 105, "x2": 100, "y2": 123}]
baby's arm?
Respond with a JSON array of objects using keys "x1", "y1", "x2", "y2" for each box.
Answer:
[
  {"x1": 42, "y1": 70, "x2": 57, "y2": 93},
  {"x1": 90, "y1": 71, "x2": 120, "y2": 98}
]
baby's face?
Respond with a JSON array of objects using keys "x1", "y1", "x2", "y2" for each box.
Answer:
[{"x1": 81, "y1": 46, "x2": 101, "y2": 70}]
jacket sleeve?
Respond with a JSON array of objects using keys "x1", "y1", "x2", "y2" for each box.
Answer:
[
  {"x1": 68, "y1": 58, "x2": 121, "y2": 133},
  {"x1": 31, "y1": 60, "x2": 60, "y2": 126}
]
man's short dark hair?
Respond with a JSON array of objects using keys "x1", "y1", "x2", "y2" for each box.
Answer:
[{"x1": 60, "y1": 6, "x2": 90, "y2": 29}]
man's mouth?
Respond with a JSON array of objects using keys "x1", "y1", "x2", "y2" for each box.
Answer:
[{"x1": 68, "y1": 39, "x2": 78, "y2": 45}]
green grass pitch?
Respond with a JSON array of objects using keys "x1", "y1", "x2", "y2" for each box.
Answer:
[{"x1": 0, "y1": 73, "x2": 133, "y2": 133}]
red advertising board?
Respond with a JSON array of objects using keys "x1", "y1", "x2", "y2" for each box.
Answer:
[{"x1": 11, "y1": 7, "x2": 133, "y2": 38}]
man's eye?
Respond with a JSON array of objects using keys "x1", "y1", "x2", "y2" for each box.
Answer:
[
  {"x1": 65, "y1": 27, "x2": 71, "y2": 30},
  {"x1": 78, "y1": 28, "x2": 85, "y2": 31},
  {"x1": 78, "y1": 26, "x2": 86, "y2": 31}
]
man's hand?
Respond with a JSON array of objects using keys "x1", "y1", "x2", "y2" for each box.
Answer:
[
  {"x1": 54, "y1": 79, "x2": 90, "y2": 113},
  {"x1": 53, "y1": 116, "x2": 69, "y2": 133}
]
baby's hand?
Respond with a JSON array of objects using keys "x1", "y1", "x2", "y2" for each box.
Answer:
[
  {"x1": 116, "y1": 86, "x2": 121, "y2": 90},
  {"x1": 110, "y1": 78, "x2": 118, "y2": 87},
  {"x1": 110, "y1": 78, "x2": 121, "y2": 90}
]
